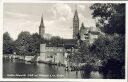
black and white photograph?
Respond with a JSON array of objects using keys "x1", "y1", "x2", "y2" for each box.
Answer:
[{"x1": 3, "y1": 3, "x2": 125, "y2": 79}]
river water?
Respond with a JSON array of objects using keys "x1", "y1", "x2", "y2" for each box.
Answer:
[{"x1": 3, "y1": 60, "x2": 104, "y2": 79}]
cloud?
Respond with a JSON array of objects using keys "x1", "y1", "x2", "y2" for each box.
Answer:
[
  {"x1": 4, "y1": 16, "x2": 40, "y2": 40},
  {"x1": 53, "y1": 3, "x2": 73, "y2": 20},
  {"x1": 4, "y1": 3, "x2": 96, "y2": 39},
  {"x1": 48, "y1": 3, "x2": 74, "y2": 28},
  {"x1": 43, "y1": 3, "x2": 74, "y2": 36},
  {"x1": 6, "y1": 11, "x2": 28, "y2": 17}
]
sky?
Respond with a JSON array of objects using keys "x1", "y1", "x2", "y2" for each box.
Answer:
[{"x1": 3, "y1": 3, "x2": 96, "y2": 40}]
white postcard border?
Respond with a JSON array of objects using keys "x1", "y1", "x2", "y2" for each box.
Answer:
[{"x1": 0, "y1": 0, "x2": 127, "y2": 82}]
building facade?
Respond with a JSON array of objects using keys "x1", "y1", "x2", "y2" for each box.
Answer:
[{"x1": 39, "y1": 44, "x2": 65, "y2": 65}]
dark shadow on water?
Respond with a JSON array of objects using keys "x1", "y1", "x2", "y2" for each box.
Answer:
[
  {"x1": 100, "y1": 58, "x2": 125, "y2": 79},
  {"x1": 3, "y1": 59, "x2": 125, "y2": 79}
]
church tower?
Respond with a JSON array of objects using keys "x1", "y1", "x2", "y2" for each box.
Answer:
[
  {"x1": 39, "y1": 13, "x2": 45, "y2": 38},
  {"x1": 73, "y1": 10, "x2": 79, "y2": 39}
]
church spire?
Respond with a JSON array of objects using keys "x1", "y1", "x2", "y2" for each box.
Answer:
[
  {"x1": 40, "y1": 13, "x2": 44, "y2": 27},
  {"x1": 39, "y1": 12, "x2": 45, "y2": 38},
  {"x1": 74, "y1": 9, "x2": 79, "y2": 19}
]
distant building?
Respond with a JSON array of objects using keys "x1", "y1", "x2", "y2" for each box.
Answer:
[
  {"x1": 39, "y1": 10, "x2": 100, "y2": 44},
  {"x1": 72, "y1": 9, "x2": 101, "y2": 44},
  {"x1": 39, "y1": 10, "x2": 101, "y2": 65}
]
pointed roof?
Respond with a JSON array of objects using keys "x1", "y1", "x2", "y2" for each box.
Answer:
[
  {"x1": 74, "y1": 9, "x2": 79, "y2": 19},
  {"x1": 80, "y1": 22, "x2": 85, "y2": 29},
  {"x1": 81, "y1": 22, "x2": 84, "y2": 27},
  {"x1": 40, "y1": 12, "x2": 44, "y2": 27},
  {"x1": 41, "y1": 13, "x2": 44, "y2": 24}
]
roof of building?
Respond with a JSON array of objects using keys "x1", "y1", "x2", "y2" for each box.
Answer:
[
  {"x1": 63, "y1": 39, "x2": 77, "y2": 45},
  {"x1": 45, "y1": 39, "x2": 77, "y2": 49},
  {"x1": 74, "y1": 9, "x2": 79, "y2": 19},
  {"x1": 63, "y1": 39, "x2": 78, "y2": 49}
]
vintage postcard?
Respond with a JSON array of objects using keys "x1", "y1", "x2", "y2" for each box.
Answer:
[{"x1": 1, "y1": 0, "x2": 127, "y2": 82}]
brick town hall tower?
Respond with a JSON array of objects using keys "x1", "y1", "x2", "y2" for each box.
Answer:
[{"x1": 73, "y1": 10, "x2": 79, "y2": 39}]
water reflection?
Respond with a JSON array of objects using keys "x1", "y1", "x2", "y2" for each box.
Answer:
[
  {"x1": 3, "y1": 61, "x2": 105, "y2": 79},
  {"x1": 90, "y1": 71, "x2": 103, "y2": 79}
]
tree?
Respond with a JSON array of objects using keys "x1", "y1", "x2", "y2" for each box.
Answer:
[
  {"x1": 50, "y1": 36, "x2": 63, "y2": 47},
  {"x1": 91, "y1": 34, "x2": 125, "y2": 78},
  {"x1": 3, "y1": 32, "x2": 14, "y2": 54},
  {"x1": 90, "y1": 3, "x2": 125, "y2": 64},
  {"x1": 68, "y1": 41, "x2": 90, "y2": 64},
  {"x1": 92, "y1": 34, "x2": 125, "y2": 63},
  {"x1": 90, "y1": 4, "x2": 125, "y2": 77},
  {"x1": 28, "y1": 33, "x2": 41, "y2": 56},
  {"x1": 90, "y1": 3, "x2": 125, "y2": 35},
  {"x1": 14, "y1": 31, "x2": 31, "y2": 56}
]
